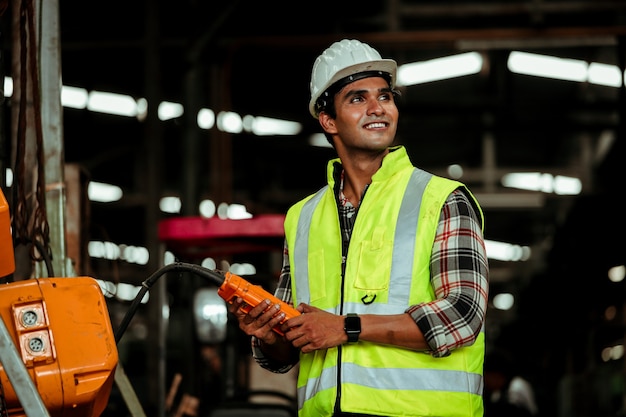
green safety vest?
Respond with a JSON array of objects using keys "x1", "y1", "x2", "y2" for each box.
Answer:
[{"x1": 284, "y1": 146, "x2": 485, "y2": 417}]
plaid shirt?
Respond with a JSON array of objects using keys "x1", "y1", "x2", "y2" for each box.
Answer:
[{"x1": 252, "y1": 174, "x2": 489, "y2": 373}]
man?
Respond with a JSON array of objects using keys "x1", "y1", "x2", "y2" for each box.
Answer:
[{"x1": 228, "y1": 39, "x2": 489, "y2": 417}]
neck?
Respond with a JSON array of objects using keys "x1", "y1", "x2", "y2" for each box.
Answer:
[{"x1": 339, "y1": 150, "x2": 387, "y2": 202}]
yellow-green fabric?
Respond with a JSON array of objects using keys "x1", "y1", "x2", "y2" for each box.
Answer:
[{"x1": 284, "y1": 146, "x2": 484, "y2": 417}]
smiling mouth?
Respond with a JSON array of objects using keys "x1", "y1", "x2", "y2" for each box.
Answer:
[{"x1": 364, "y1": 122, "x2": 387, "y2": 129}]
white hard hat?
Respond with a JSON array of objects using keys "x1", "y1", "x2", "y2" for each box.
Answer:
[{"x1": 309, "y1": 39, "x2": 397, "y2": 119}]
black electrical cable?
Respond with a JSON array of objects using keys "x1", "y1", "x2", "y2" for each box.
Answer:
[
  {"x1": 32, "y1": 239, "x2": 54, "y2": 278},
  {"x1": 114, "y1": 262, "x2": 225, "y2": 344}
]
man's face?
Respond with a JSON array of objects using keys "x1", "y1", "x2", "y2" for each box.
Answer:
[{"x1": 324, "y1": 76, "x2": 398, "y2": 152}]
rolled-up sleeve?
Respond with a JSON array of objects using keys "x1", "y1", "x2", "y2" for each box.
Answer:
[{"x1": 407, "y1": 189, "x2": 489, "y2": 358}]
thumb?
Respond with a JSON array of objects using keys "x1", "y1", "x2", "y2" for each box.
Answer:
[{"x1": 298, "y1": 303, "x2": 317, "y2": 314}]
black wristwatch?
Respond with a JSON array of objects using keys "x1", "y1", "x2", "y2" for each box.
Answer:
[{"x1": 344, "y1": 313, "x2": 361, "y2": 343}]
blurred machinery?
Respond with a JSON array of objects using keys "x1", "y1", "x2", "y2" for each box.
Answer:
[
  {"x1": 156, "y1": 216, "x2": 298, "y2": 417},
  {"x1": 1, "y1": 187, "x2": 297, "y2": 416}
]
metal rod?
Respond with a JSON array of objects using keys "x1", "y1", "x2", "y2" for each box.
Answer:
[{"x1": 0, "y1": 316, "x2": 50, "y2": 416}]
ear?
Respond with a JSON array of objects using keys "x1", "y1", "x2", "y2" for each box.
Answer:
[{"x1": 318, "y1": 112, "x2": 337, "y2": 134}]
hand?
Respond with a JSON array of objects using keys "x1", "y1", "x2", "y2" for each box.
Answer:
[
  {"x1": 281, "y1": 304, "x2": 346, "y2": 353},
  {"x1": 228, "y1": 297, "x2": 286, "y2": 345}
]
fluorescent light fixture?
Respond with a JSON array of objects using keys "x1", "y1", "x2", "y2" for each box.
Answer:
[
  {"x1": 217, "y1": 111, "x2": 243, "y2": 134},
  {"x1": 501, "y1": 172, "x2": 581, "y2": 195},
  {"x1": 193, "y1": 288, "x2": 228, "y2": 343},
  {"x1": 229, "y1": 262, "x2": 257, "y2": 276},
  {"x1": 201, "y1": 258, "x2": 217, "y2": 270},
  {"x1": 88, "y1": 240, "x2": 149, "y2": 265},
  {"x1": 447, "y1": 164, "x2": 464, "y2": 179},
  {"x1": 96, "y1": 279, "x2": 149, "y2": 303},
  {"x1": 164, "y1": 251, "x2": 176, "y2": 265},
  {"x1": 484, "y1": 239, "x2": 531, "y2": 261},
  {"x1": 136, "y1": 98, "x2": 148, "y2": 121},
  {"x1": 4, "y1": 76, "x2": 12, "y2": 97},
  {"x1": 116, "y1": 282, "x2": 149, "y2": 302},
  {"x1": 199, "y1": 200, "x2": 250, "y2": 219},
  {"x1": 88, "y1": 181, "x2": 123, "y2": 202},
  {"x1": 87, "y1": 90, "x2": 139, "y2": 117},
  {"x1": 309, "y1": 133, "x2": 332, "y2": 148},
  {"x1": 120, "y1": 244, "x2": 150, "y2": 265},
  {"x1": 242, "y1": 115, "x2": 302, "y2": 136},
  {"x1": 88, "y1": 240, "x2": 120, "y2": 260},
  {"x1": 197, "y1": 108, "x2": 215, "y2": 129},
  {"x1": 5, "y1": 168, "x2": 12, "y2": 187},
  {"x1": 493, "y1": 292, "x2": 514, "y2": 310},
  {"x1": 601, "y1": 345, "x2": 624, "y2": 362},
  {"x1": 158, "y1": 101, "x2": 184, "y2": 121},
  {"x1": 227, "y1": 203, "x2": 252, "y2": 220},
  {"x1": 199, "y1": 199, "x2": 216, "y2": 218},
  {"x1": 159, "y1": 196, "x2": 181, "y2": 214},
  {"x1": 61, "y1": 85, "x2": 88, "y2": 109},
  {"x1": 608, "y1": 265, "x2": 625, "y2": 283},
  {"x1": 507, "y1": 51, "x2": 587, "y2": 82},
  {"x1": 397, "y1": 52, "x2": 483, "y2": 87},
  {"x1": 502, "y1": 172, "x2": 553, "y2": 193},
  {"x1": 588, "y1": 62, "x2": 622, "y2": 87},
  {"x1": 217, "y1": 202, "x2": 229, "y2": 219},
  {"x1": 553, "y1": 175, "x2": 582, "y2": 195},
  {"x1": 96, "y1": 279, "x2": 117, "y2": 298}
]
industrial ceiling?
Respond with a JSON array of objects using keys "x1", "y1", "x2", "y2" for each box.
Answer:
[{"x1": 2, "y1": 1, "x2": 626, "y2": 414}]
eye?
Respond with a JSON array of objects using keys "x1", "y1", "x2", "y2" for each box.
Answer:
[
  {"x1": 350, "y1": 94, "x2": 365, "y2": 103},
  {"x1": 379, "y1": 92, "x2": 392, "y2": 102}
]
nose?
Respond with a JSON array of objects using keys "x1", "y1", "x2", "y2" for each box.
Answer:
[{"x1": 367, "y1": 98, "x2": 385, "y2": 116}]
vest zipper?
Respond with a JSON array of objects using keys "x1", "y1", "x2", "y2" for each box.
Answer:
[{"x1": 334, "y1": 178, "x2": 368, "y2": 414}]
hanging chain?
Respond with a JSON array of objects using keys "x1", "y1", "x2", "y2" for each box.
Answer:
[
  {"x1": 12, "y1": 0, "x2": 52, "y2": 265},
  {"x1": 26, "y1": 0, "x2": 50, "y2": 265}
]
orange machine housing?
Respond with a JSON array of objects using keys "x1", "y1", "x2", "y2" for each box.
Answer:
[
  {"x1": 0, "y1": 277, "x2": 118, "y2": 416},
  {"x1": 0, "y1": 188, "x2": 14, "y2": 278}
]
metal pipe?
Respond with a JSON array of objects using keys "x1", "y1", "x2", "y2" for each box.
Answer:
[{"x1": 0, "y1": 316, "x2": 50, "y2": 416}]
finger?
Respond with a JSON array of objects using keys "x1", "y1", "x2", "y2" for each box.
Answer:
[
  {"x1": 247, "y1": 299, "x2": 273, "y2": 317},
  {"x1": 281, "y1": 312, "x2": 303, "y2": 330},
  {"x1": 290, "y1": 332, "x2": 309, "y2": 350},
  {"x1": 228, "y1": 297, "x2": 244, "y2": 314},
  {"x1": 267, "y1": 310, "x2": 286, "y2": 330},
  {"x1": 255, "y1": 303, "x2": 282, "y2": 328},
  {"x1": 298, "y1": 303, "x2": 318, "y2": 313}
]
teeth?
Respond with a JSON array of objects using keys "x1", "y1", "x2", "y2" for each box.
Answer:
[{"x1": 366, "y1": 122, "x2": 385, "y2": 129}]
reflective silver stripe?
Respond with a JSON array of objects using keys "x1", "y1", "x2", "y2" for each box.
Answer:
[
  {"x1": 297, "y1": 364, "x2": 338, "y2": 410},
  {"x1": 388, "y1": 168, "x2": 431, "y2": 307},
  {"x1": 297, "y1": 363, "x2": 483, "y2": 406},
  {"x1": 342, "y1": 363, "x2": 482, "y2": 394},
  {"x1": 340, "y1": 302, "x2": 403, "y2": 315},
  {"x1": 293, "y1": 186, "x2": 328, "y2": 305}
]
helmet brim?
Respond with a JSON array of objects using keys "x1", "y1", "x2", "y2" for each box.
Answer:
[{"x1": 309, "y1": 59, "x2": 397, "y2": 119}]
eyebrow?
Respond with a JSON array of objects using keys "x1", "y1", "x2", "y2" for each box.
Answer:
[{"x1": 342, "y1": 86, "x2": 393, "y2": 99}]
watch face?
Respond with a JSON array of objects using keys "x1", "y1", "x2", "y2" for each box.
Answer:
[{"x1": 345, "y1": 314, "x2": 361, "y2": 342}]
